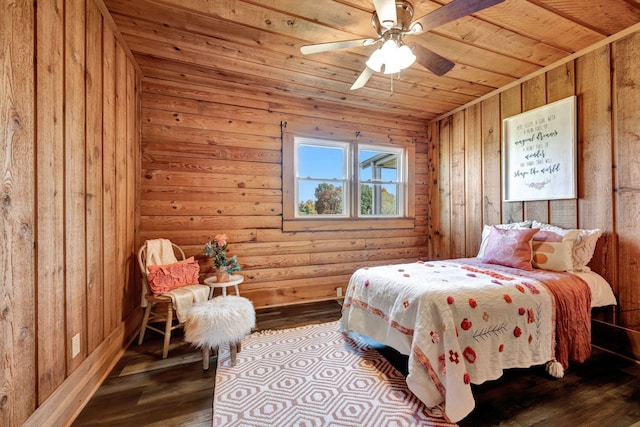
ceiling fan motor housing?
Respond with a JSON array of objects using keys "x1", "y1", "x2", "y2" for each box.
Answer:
[{"x1": 371, "y1": 0, "x2": 415, "y2": 36}]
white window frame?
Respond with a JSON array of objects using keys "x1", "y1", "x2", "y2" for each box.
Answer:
[{"x1": 283, "y1": 133, "x2": 414, "y2": 232}]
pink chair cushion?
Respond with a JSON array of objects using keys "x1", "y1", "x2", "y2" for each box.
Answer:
[
  {"x1": 147, "y1": 256, "x2": 201, "y2": 295},
  {"x1": 481, "y1": 227, "x2": 539, "y2": 270}
]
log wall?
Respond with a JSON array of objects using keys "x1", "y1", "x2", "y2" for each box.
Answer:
[
  {"x1": 138, "y1": 73, "x2": 430, "y2": 308},
  {"x1": 428, "y1": 33, "x2": 640, "y2": 329},
  {"x1": 1, "y1": 1, "x2": 139, "y2": 426}
]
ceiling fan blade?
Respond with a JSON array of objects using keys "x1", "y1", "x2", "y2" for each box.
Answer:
[
  {"x1": 350, "y1": 67, "x2": 374, "y2": 90},
  {"x1": 300, "y1": 38, "x2": 376, "y2": 55},
  {"x1": 373, "y1": 0, "x2": 397, "y2": 29},
  {"x1": 410, "y1": 0, "x2": 505, "y2": 34},
  {"x1": 411, "y1": 44, "x2": 455, "y2": 76}
]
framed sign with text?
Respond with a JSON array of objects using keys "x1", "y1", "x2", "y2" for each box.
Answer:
[{"x1": 502, "y1": 96, "x2": 577, "y2": 202}]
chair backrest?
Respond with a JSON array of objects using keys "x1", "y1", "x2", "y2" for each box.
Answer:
[{"x1": 138, "y1": 240, "x2": 186, "y2": 298}]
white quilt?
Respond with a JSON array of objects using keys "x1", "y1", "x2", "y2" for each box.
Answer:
[{"x1": 341, "y1": 259, "x2": 571, "y2": 423}]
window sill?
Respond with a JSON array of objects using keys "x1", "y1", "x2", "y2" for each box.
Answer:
[{"x1": 282, "y1": 217, "x2": 415, "y2": 232}]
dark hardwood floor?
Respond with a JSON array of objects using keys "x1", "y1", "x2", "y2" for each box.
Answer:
[{"x1": 73, "y1": 300, "x2": 640, "y2": 427}]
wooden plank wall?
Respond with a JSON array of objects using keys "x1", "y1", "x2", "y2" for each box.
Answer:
[
  {"x1": 137, "y1": 72, "x2": 429, "y2": 309},
  {"x1": 1, "y1": 1, "x2": 140, "y2": 426},
  {"x1": 428, "y1": 33, "x2": 640, "y2": 329}
]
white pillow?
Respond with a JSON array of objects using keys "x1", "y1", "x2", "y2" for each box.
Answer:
[
  {"x1": 531, "y1": 221, "x2": 602, "y2": 272},
  {"x1": 476, "y1": 221, "x2": 533, "y2": 258},
  {"x1": 572, "y1": 228, "x2": 603, "y2": 271}
]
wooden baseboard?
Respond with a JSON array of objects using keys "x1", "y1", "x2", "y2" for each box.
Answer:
[
  {"x1": 592, "y1": 319, "x2": 640, "y2": 362},
  {"x1": 23, "y1": 309, "x2": 142, "y2": 427}
]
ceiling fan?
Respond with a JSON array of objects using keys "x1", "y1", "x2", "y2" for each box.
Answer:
[{"x1": 300, "y1": 0, "x2": 505, "y2": 90}]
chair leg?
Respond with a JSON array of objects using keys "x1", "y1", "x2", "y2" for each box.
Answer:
[
  {"x1": 138, "y1": 303, "x2": 153, "y2": 345},
  {"x1": 230, "y1": 342, "x2": 239, "y2": 366},
  {"x1": 202, "y1": 347, "x2": 210, "y2": 370},
  {"x1": 162, "y1": 303, "x2": 173, "y2": 359}
]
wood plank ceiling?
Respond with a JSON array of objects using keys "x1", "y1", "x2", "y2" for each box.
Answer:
[{"x1": 105, "y1": 0, "x2": 640, "y2": 122}]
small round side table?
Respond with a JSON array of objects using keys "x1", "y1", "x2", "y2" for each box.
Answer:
[{"x1": 204, "y1": 274, "x2": 244, "y2": 299}]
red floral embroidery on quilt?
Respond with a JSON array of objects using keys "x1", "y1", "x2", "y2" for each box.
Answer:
[
  {"x1": 468, "y1": 298, "x2": 478, "y2": 308},
  {"x1": 522, "y1": 281, "x2": 541, "y2": 294},
  {"x1": 438, "y1": 354, "x2": 446, "y2": 375},
  {"x1": 527, "y1": 307, "x2": 535, "y2": 323},
  {"x1": 460, "y1": 318, "x2": 472, "y2": 330},
  {"x1": 514, "y1": 326, "x2": 522, "y2": 337},
  {"x1": 503, "y1": 294, "x2": 513, "y2": 303},
  {"x1": 447, "y1": 296, "x2": 455, "y2": 304},
  {"x1": 518, "y1": 307, "x2": 526, "y2": 315},
  {"x1": 463, "y1": 346, "x2": 477, "y2": 363},
  {"x1": 430, "y1": 331, "x2": 440, "y2": 343},
  {"x1": 499, "y1": 344, "x2": 504, "y2": 352},
  {"x1": 528, "y1": 334, "x2": 533, "y2": 344},
  {"x1": 463, "y1": 373, "x2": 471, "y2": 384},
  {"x1": 364, "y1": 280, "x2": 370, "y2": 287},
  {"x1": 515, "y1": 284, "x2": 525, "y2": 293},
  {"x1": 461, "y1": 265, "x2": 515, "y2": 281},
  {"x1": 449, "y1": 350, "x2": 460, "y2": 364},
  {"x1": 402, "y1": 300, "x2": 410, "y2": 309}
]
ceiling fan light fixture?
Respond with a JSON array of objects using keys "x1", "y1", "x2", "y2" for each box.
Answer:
[
  {"x1": 366, "y1": 38, "x2": 416, "y2": 74},
  {"x1": 383, "y1": 61, "x2": 401, "y2": 75},
  {"x1": 396, "y1": 44, "x2": 416, "y2": 69},
  {"x1": 366, "y1": 47, "x2": 385, "y2": 72}
]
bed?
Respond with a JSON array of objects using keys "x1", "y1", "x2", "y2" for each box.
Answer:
[{"x1": 340, "y1": 222, "x2": 617, "y2": 423}]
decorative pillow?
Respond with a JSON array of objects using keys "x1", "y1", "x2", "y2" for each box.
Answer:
[
  {"x1": 531, "y1": 221, "x2": 602, "y2": 271},
  {"x1": 147, "y1": 256, "x2": 201, "y2": 295},
  {"x1": 481, "y1": 227, "x2": 539, "y2": 270},
  {"x1": 532, "y1": 229, "x2": 580, "y2": 272},
  {"x1": 572, "y1": 228, "x2": 603, "y2": 271},
  {"x1": 477, "y1": 221, "x2": 533, "y2": 258}
]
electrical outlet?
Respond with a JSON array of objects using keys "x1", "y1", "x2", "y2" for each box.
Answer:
[
  {"x1": 336, "y1": 287, "x2": 343, "y2": 298},
  {"x1": 72, "y1": 333, "x2": 80, "y2": 358}
]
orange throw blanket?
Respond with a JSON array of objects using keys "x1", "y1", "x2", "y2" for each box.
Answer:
[{"x1": 461, "y1": 258, "x2": 592, "y2": 368}]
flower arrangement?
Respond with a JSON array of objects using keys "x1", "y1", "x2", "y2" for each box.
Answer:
[{"x1": 204, "y1": 234, "x2": 242, "y2": 275}]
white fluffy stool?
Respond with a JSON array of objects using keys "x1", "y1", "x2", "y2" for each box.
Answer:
[{"x1": 184, "y1": 295, "x2": 256, "y2": 370}]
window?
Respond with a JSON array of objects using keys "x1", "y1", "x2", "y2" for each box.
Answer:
[
  {"x1": 283, "y1": 134, "x2": 415, "y2": 231},
  {"x1": 296, "y1": 139, "x2": 349, "y2": 217},
  {"x1": 358, "y1": 145, "x2": 404, "y2": 216}
]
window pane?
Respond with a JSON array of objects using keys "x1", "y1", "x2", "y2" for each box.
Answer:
[
  {"x1": 297, "y1": 180, "x2": 345, "y2": 216},
  {"x1": 295, "y1": 140, "x2": 348, "y2": 217},
  {"x1": 298, "y1": 144, "x2": 346, "y2": 179},
  {"x1": 360, "y1": 183, "x2": 398, "y2": 215},
  {"x1": 359, "y1": 148, "x2": 401, "y2": 216},
  {"x1": 360, "y1": 150, "x2": 399, "y2": 181}
]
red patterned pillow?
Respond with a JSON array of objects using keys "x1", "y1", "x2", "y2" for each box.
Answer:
[
  {"x1": 147, "y1": 256, "x2": 200, "y2": 295},
  {"x1": 481, "y1": 227, "x2": 539, "y2": 270}
]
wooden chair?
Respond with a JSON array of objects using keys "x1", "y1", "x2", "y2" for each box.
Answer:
[{"x1": 137, "y1": 241, "x2": 186, "y2": 359}]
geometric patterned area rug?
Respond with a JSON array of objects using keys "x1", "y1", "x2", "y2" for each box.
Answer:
[{"x1": 213, "y1": 320, "x2": 457, "y2": 426}]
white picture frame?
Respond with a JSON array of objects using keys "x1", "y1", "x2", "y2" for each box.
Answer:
[{"x1": 502, "y1": 96, "x2": 577, "y2": 202}]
